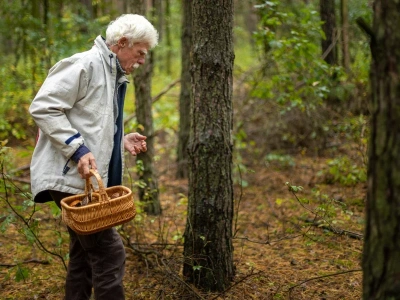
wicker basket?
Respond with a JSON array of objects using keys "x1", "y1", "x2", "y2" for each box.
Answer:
[{"x1": 61, "y1": 169, "x2": 136, "y2": 235}]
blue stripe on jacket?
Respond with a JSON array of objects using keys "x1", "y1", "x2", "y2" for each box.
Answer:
[{"x1": 65, "y1": 132, "x2": 81, "y2": 145}]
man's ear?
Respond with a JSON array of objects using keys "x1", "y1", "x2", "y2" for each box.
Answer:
[{"x1": 118, "y1": 37, "x2": 128, "y2": 48}]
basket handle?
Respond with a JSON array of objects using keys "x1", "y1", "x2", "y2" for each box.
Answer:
[{"x1": 85, "y1": 169, "x2": 109, "y2": 203}]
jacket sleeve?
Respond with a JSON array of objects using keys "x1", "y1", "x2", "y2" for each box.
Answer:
[{"x1": 29, "y1": 58, "x2": 89, "y2": 159}]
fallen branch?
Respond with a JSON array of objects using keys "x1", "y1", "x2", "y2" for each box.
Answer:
[
  {"x1": 210, "y1": 270, "x2": 262, "y2": 300},
  {"x1": 120, "y1": 228, "x2": 204, "y2": 299},
  {"x1": 287, "y1": 183, "x2": 364, "y2": 241},
  {"x1": 160, "y1": 257, "x2": 206, "y2": 300},
  {"x1": 303, "y1": 218, "x2": 363, "y2": 240},
  {"x1": 0, "y1": 258, "x2": 50, "y2": 268},
  {"x1": 287, "y1": 269, "x2": 362, "y2": 292}
]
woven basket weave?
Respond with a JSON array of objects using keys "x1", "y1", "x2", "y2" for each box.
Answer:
[{"x1": 61, "y1": 169, "x2": 136, "y2": 235}]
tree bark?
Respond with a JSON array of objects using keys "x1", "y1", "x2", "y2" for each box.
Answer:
[
  {"x1": 363, "y1": 1, "x2": 400, "y2": 299},
  {"x1": 131, "y1": 0, "x2": 161, "y2": 215},
  {"x1": 320, "y1": 0, "x2": 337, "y2": 65},
  {"x1": 183, "y1": 0, "x2": 235, "y2": 292},
  {"x1": 341, "y1": 0, "x2": 350, "y2": 71},
  {"x1": 165, "y1": 0, "x2": 172, "y2": 75},
  {"x1": 176, "y1": 0, "x2": 192, "y2": 179}
]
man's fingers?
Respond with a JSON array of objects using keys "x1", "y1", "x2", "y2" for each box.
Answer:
[
  {"x1": 134, "y1": 132, "x2": 146, "y2": 139},
  {"x1": 83, "y1": 164, "x2": 91, "y2": 178},
  {"x1": 77, "y1": 153, "x2": 97, "y2": 178},
  {"x1": 89, "y1": 157, "x2": 97, "y2": 171},
  {"x1": 141, "y1": 141, "x2": 147, "y2": 152}
]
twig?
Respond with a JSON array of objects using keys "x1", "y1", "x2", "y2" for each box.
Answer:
[
  {"x1": 321, "y1": 30, "x2": 341, "y2": 61},
  {"x1": 128, "y1": 242, "x2": 183, "y2": 247},
  {"x1": 9, "y1": 164, "x2": 30, "y2": 174},
  {"x1": 287, "y1": 269, "x2": 362, "y2": 292},
  {"x1": 9, "y1": 177, "x2": 31, "y2": 184},
  {"x1": 303, "y1": 218, "x2": 363, "y2": 240},
  {"x1": 210, "y1": 270, "x2": 263, "y2": 300},
  {"x1": 234, "y1": 232, "x2": 308, "y2": 245},
  {"x1": 124, "y1": 79, "x2": 180, "y2": 125},
  {"x1": 120, "y1": 228, "x2": 205, "y2": 300},
  {"x1": 0, "y1": 258, "x2": 50, "y2": 268},
  {"x1": 356, "y1": 17, "x2": 375, "y2": 43},
  {"x1": 233, "y1": 163, "x2": 244, "y2": 238},
  {"x1": 0, "y1": 163, "x2": 67, "y2": 271},
  {"x1": 287, "y1": 184, "x2": 363, "y2": 240},
  {"x1": 152, "y1": 79, "x2": 180, "y2": 103},
  {"x1": 160, "y1": 258, "x2": 205, "y2": 300}
]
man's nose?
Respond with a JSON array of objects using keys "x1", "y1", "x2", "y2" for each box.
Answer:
[{"x1": 137, "y1": 58, "x2": 145, "y2": 65}]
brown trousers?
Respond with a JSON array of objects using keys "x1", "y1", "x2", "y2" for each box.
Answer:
[{"x1": 51, "y1": 191, "x2": 126, "y2": 300}]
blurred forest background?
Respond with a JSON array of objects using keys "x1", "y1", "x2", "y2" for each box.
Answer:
[{"x1": 0, "y1": 0, "x2": 372, "y2": 299}]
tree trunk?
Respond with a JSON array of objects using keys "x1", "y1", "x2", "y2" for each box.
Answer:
[
  {"x1": 31, "y1": 0, "x2": 41, "y2": 20},
  {"x1": 176, "y1": 0, "x2": 192, "y2": 179},
  {"x1": 80, "y1": 0, "x2": 92, "y2": 18},
  {"x1": 363, "y1": 1, "x2": 400, "y2": 299},
  {"x1": 43, "y1": 0, "x2": 49, "y2": 25},
  {"x1": 320, "y1": 0, "x2": 337, "y2": 65},
  {"x1": 131, "y1": 0, "x2": 161, "y2": 215},
  {"x1": 183, "y1": 0, "x2": 235, "y2": 292},
  {"x1": 152, "y1": 0, "x2": 163, "y2": 42},
  {"x1": 165, "y1": 0, "x2": 172, "y2": 75},
  {"x1": 341, "y1": 0, "x2": 350, "y2": 72}
]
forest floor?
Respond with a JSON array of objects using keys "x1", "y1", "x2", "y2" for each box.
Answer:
[{"x1": 0, "y1": 144, "x2": 365, "y2": 300}]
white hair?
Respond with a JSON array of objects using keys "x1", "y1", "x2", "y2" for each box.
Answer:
[{"x1": 106, "y1": 14, "x2": 158, "y2": 49}]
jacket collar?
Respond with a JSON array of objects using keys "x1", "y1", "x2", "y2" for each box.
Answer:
[{"x1": 94, "y1": 35, "x2": 128, "y2": 82}]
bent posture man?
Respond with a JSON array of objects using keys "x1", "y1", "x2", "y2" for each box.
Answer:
[{"x1": 29, "y1": 14, "x2": 158, "y2": 299}]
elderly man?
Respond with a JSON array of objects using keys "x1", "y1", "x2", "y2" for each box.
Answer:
[{"x1": 29, "y1": 14, "x2": 158, "y2": 299}]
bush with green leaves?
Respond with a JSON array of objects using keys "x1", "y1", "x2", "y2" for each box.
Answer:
[
  {"x1": 233, "y1": 0, "x2": 372, "y2": 155},
  {"x1": 318, "y1": 155, "x2": 367, "y2": 186},
  {"x1": 0, "y1": 142, "x2": 68, "y2": 282},
  {"x1": 253, "y1": 0, "x2": 341, "y2": 112},
  {"x1": 0, "y1": 1, "x2": 107, "y2": 143}
]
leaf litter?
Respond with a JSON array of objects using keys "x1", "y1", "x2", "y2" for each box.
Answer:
[{"x1": 0, "y1": 152, "x2": 364, "y2": 299}]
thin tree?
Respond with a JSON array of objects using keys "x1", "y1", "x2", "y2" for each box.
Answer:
[
  {"x1": 164, "y1": 0, "x2": 172, "y2": 76},
  {"x1": 362, "y1": 0, "x2": 400, "y2": 298},
  {"x1": 320, "y1": 0, "x2": 338, "y2": 65},
  {"x1": 341, "y1": 0, "x2": 350, "y2": 72},
  {"x1": 176, "y1": 0, "x2": 192, "y2": 179},
  {"x1": 130, "y1": 0, "x2": 161, "y2": 215},
  {"x1": 183, "y1": 0, "x2": 235, "y2": 292}
]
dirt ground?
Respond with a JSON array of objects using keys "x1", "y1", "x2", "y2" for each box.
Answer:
[{"x1": 0, "y1": 147, "x2": 365, "y2": 300}]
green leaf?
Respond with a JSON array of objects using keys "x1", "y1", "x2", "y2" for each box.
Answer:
[
  {"x1": 193, "y1": 265, "x2": 202, "y2": 271},
  {"x1": 0, "y1": 214, "x2": 15, "y2": 233},
  {"x1": 47, "y1": 201, "x2": 61, "y2": 217},
  {"x1": 14, "y1": 265, "x2": 30, "y2": 282}
]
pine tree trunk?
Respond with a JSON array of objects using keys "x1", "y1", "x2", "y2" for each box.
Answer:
[
  {"x1": 165, "y1": 0, "x2": 172, "y2": 75},
  {"x1": 176, "y1": 0, "x2": 192, "y2": 179},
  {"x1": 341, "y1": 0, "x2": 350, "y2": 71},
  {"x1": 183, "y1": 0, "x2": 235, "y2": 292},
  {"x1": 320, "y1": 0, "x2": 337, "y2": 65},
  {"x1": 131, "y1": 0, "x2": 161, "y2": 215},
  {"x1": 363, "y1": 1, "x2": 400, "y2": 298}
]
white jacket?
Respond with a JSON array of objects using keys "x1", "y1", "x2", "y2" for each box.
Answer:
[{"x1": 29, "y1": 36, "x2": 128, "y2": 202}]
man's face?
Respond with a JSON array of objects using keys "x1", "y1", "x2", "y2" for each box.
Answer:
[{"x1": 114, "y1": 37, "x2": 149, "y2": 75}]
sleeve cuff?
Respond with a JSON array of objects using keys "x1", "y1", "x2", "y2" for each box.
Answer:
[{"x1": 71, "y1": 144, "x2": 91, "y2": 163}]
